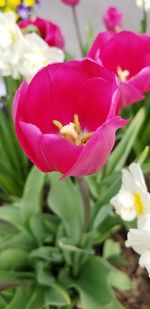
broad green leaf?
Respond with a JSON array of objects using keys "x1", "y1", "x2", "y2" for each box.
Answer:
[
  {"x1": 26, "y1": 288, "x2": 45, "y2": 309},
  {"x1": 0, "y1": 231, "x2": 34, "y2": 251},
  {"x1": 103, "y1": 239, "x2": 121, "y2": 258},
  {"x1": 44, "y1": 286, "x2": 71, "y2": 306},
  {"x1": 5, "y1": 287, "x2": 34, "y2": 309},
  {"x1": 0, "y1": 294, "x2": 7, "y2": 308},
  {"x1": 48, "y1": 173, "x2": 84, "y2": 243},
  {"x1": 21, "y1": 166, "x2": 45, "y2": 223},
  {"x1": 30, "y1": 246, "x2": 63, "y2": 263},
  {"x1": 109, "y1": 268, "x2": 133, "y2": 291},
  {"x1": 106, "y1": 108, "x2": 145, "y2": 174},
  {"x1": 74, "y1": 256, "x2": 123, "y2": 309},
  {"x1": 0, "y1": 206, "x2": 21, "y2": 226},
  {"x1": 0, "y1": 248, "x2": 29, "y2": 270}
]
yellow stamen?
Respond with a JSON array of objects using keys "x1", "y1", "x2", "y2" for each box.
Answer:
[
  {"x1": 133, "y1": 192, "x2": 144, "y2": 216},
  {"x1": 53, "y1": 114, "x2": 93, "y2": 146},
  {"x1": 53, "y1": 120, "x2": 63, "y2": 129},
  {"x1": 74, "y1": 114, "x2": 81, "y2": 135},
  {"x1": 81, "y1": 132, "x2": 93, "y2": 144},
  {"x1": 117, "y1": 66, "x2": 129, "y2": 82}
]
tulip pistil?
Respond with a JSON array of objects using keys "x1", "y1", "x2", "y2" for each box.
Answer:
[
  {"x1": 53, "y1": 114, "x2": 93, "y2": 146},
  {"x1": 117, "y1": 66, "x2": 129, "y2": 82},
  {"x1": 133, "y1": 192, "x2": 144, "y2": 216}
]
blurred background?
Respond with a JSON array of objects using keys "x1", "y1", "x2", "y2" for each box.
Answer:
[{"x1": 36, "y1": 0, "x2": 147, "y2": 56}]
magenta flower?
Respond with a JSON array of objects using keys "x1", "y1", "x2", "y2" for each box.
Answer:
[
  {"x1": 103, "y1": 7, "x2": 123, "y2": 32},
  {"x1": 13, "y1": 59, "x2": 126, "y2": 177},
  {"x1": 88, "y1": 31, "x2": 150, "y2": 107},
  {"x1": 19, "y1": 17, "x2": 64, "y2": 49},
  {"x1": 60, "y1": 0, "x2": 80, "y2": 6}
]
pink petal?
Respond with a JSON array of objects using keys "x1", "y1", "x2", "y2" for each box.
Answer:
[
  {"x1": 119, "y1": 82, "x2": 144, "y2": 108},
  {"x1": 41, "y1": 133, "x2": 82, "y2": 174},
  {"x1": 63, "y1": 116, "x2": 127, "y2": 177},
  {"x1": 18, "y1": 121, "x2": 50, "y2": 172},
  {"x1": 78, "y1": 77, "x2": 119, "y2": 131},
  {"x1": 130, "y1": 66, "x2": 150, "y2": 94},
  {"x1": 21, "y1": 59, "x2": 115, "y2": 133}
]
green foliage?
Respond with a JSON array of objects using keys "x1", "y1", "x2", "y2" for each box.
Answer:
[
  {"x1": 0, "y1": 164, "x2": 132, "y2": 308},
  {"x1": 0, "y1": 77, "x2": 28, "y2": 201}
]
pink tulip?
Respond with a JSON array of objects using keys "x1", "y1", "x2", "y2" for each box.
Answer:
[
  {"x1": 88, "y1": 31, "x2": 150, "y2": 107},
  {"x1": 13, "y1": 59, "x2": 127, "y2": 177},
  {"x1": 103, "y1": 7, "x2": 123, "y2": 32},
  {"x1": 60, "y1": 0, "x2": 80, "y2": 6},
  {"x1": 19, "y1": 17, "x2": 64, "y2": 49}
]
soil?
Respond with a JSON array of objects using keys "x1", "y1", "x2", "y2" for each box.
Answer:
[{"x1": 113, "y1": 229, "x2": 150, "y2": 309}]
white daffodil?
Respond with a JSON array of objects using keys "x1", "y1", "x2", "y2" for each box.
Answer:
[
  {"x1": 19, "y1": 33, "x2": 64, "y2": 82},
  {"x1": 126, "y1": 215, "x2": 150, "y2": 276},
  {"x1": 110, "y1": 163, "x2": 150, "y2": 223},
  {"x1": 0, "y1": 12, "x2": 24, "y2": 78},
  {"x1": 136, "y1": 0, "x2": 150, "y2": 11},
  {"x1": 139, "y1": 251, "x2": 150, "y2": 276}
]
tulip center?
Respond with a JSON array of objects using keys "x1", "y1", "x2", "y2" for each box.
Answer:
[
  {"x1": 117, "y1": 66, "x2": 129, "y2": 82},
  {"x1": 53, "y1": 114, "x2": 93, "y2": 146},
  {"x1": 133, "y1": 192, "x2": 144, "y2": 216}
]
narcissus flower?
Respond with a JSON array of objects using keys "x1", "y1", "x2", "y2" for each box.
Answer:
[
  {"x1": 111, "y1": 163, "x2": 150, "y2": 224},
  {"x1": 60, "y1": 0, "x2": 80, "y2": 6},
  {"x1": 18, "y1": 33, "x2": 64, "y2": 82},
  {"x1": 103, "y1": 7, "x2": 123, "y2": 32},
  {"x1": 126, "y1": 216, "x2": 150, "y2": 276},
  {"x1": 13, "y1": 59, "x2": 127, "y2": 177},
  {"x1": 19, "y1": 17, "x2": 64, "y2": 49},
  {"x1": 0, "y1": 12, "x2": 24, "y2": 78},
  {"x1": 88, "y1": 31, "x2": 150, "y2": 108}
]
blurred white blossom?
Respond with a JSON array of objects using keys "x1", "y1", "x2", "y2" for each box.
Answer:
[
  {"x1": 19, "y1": 33, "x2": 64, "y2": 82},
  {"x1": 136, "y1": 0, "x2": 150, "y2": 11},
  {"x1": 0, "y1": 12, "x2": 64, "y2": 82},
  {"x1": 110, "y1": 163, "x2": 150, "y2": 224},
  {"x1": 126, "y1": 215, "x2": 150, "y2": 276},
  {"x1": 0, "y1": 12, "x2": 24, "y2": 79}
]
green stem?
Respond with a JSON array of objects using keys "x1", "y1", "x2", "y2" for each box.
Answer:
[
  {"x1": 76, "y1": 177, "x2": 91, "y2": 231},
  {"x1": 141, "y1": 0, "x2": 147, "y2": 32},
  {"x1": 72, "y1": 6, "x2": 84, "y2": 56}
]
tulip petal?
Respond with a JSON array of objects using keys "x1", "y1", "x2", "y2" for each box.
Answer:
[
  {"x1": 41, "y1": 133, "x2": 82, "y2": 174},
  {"x1": 18, "y1": 121, "x2": 50, "y2": 172},
  {"x1": 64, "y1": 117, "x2": 127, "y2": 177},
  {"x1": 119, "y1": 82, "x2": 144, "y2": 107},
  {"x1": 23, "y1": 59, "x2": 114, "y2": 133},
  {"x1": 78, "y1": 77, "x2": 118, "y2": 131},
  {"x1": 130, "y1": 66, "x2": 150, "y2": 94}
]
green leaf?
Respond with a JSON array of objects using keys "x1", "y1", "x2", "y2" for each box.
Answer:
[
  {"x1": 109, "y1": 268, "x2": 133, "y2": 291},
  {"x1": 21, "y1": 166, "x2": 45, "y2": 223},
  {"x1": 0, "y1": 206, "x2": 21, "y2": 226},
  {"x1": 0, "y1": 294, "x2": 7, "y2": 308},
  {"x1": 25, "y1": 288, "x2": 45, "y2": 309},
  {"x1": 47, "y1": 173, "x2": 84, "y2": 243},
  {"x1": 0, "y1": 248, "x2": 29, "y2": 270},
  {"x1": 106, "y1": 108, "x2": 145, "y2": 174},
  {"x1": 74, "y1": 256, "x2": 123, "y2": 309},
  {"x1": 44, "y1": 286, "x2": 71, "y2": 306},
  {"x1": 103, "y1": 239, "x2": 121, "y2": 259},
  {"x1": 5, "y1": 287, "x2": 34, "y2": 309}
]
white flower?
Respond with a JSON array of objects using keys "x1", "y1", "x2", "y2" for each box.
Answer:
[
  {"x1": 110, "y1": 163, "x2": 150, "y2": 223},
  {"x1": 0, "y1": 12, "x2": 24, "y2": 78},
  {"x1": 139, "y1": 251, "x2": 150, "y2": 276},
  {"x1": 19, "y1": 33, "x2": 64, "y2": 82},
  {"x1": 126, "y1": 215, "x2": 150, "y2": 276},
  {"x1": 136, "y1": 0, "x2": 150, "y2": 11}
]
